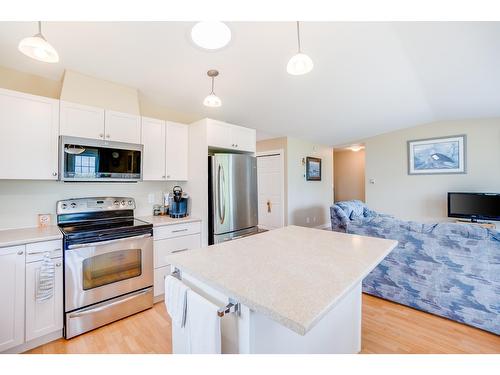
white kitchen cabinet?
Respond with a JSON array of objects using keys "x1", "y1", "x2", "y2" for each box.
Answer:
[
  {"x1": 141, "y1": 117, "x2": 166, "y2": 180},
  {"x1": 0, "y1": 88, "x2": 59, "y2": 180},
  {"x1": 0, "y1": 245, "x2": 25, "y2": 352},
  {"x1": 166, "y1": 121, "x2": 189, "y2": 181},
  {"x1": 206, "y1": 119, "x2": 256, "y2": 153},
  {"x1": 60, "y1": 100, "x2": 105, "y2": 140},
  {"x1": 25, "y1": 240, "x2": 63, "y2": 342},
  {"x1": 105, "y1": 110, "x2": 141, "y2": 144}
]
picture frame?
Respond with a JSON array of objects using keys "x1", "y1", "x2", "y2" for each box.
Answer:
[
  {"x1": 407, "y1": 134, "x2": 467, "y2": 175},
  {"x1": 305, "y1": 157, "x2": 322, "y2": 181}
]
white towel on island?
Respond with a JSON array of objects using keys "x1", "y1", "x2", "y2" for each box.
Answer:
[
  {"x1": 186, "y1": 289, "x2": 221, "y2": 354},
  {"x1": 165, "y1": 275, "x2": 189, "y2": 327}
]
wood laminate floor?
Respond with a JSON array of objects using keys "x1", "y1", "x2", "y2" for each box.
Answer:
[{"x1": 26, "y1": 294, "x2": 499, "y2": 354}]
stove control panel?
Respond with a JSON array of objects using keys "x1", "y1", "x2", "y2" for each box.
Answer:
[{"x1": 56, "y1": 197, "x2": 136, "y2": 215}]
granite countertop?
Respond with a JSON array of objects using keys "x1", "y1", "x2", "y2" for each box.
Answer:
[
  {"x1": 169, "y1": 225, "x2": 397, "y2": 336},
  {"x1": 138, "y1": 215, "x2": 201, "y2": 227},
  {"x1": 0, "y1": 225, "x2": 63, "y2": 249}
]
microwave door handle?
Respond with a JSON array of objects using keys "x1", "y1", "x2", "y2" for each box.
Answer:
[{"x1": 67, "y1": 233, "x2": 152, "y2": 250}]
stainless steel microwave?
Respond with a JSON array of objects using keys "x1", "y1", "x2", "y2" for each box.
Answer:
[{"x1": 59, "y1": 136, "x2": 143, "y2": 182}]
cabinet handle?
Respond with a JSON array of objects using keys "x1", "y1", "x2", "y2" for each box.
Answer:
[
  {"x1": 106, "y1": 134, "x2": 110, "y2": 139},
  {"x1": 235, "y1": 144, "x2": 238, "y2": 147},
  {"x1": 52, "y1": 172, "x2": 58, "y2": 177},
  {"x1": 167, "y1": 175, "x2": 171, "y2": 179},
  {"x1": 99, "y1": 133, "x2": 104, "y2": 138},
  {"x1": 55, "y1": 262, "x2": 61, "y2": 267},
  {"x1": 17, "y1": 251, "x2": 24, "y2": 255},
  {"x1": 171, "y1": 248, "x2": 189, "y2": 254},
  {"x1": 162, "y1": 175, "x2": 166, "y2": 179},
  {"x1": 172, "y1": 228, "x2": 188, "y2": 233}
]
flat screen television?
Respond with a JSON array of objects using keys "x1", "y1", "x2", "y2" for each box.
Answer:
[{"x1": 448, "y1": 192, "x2": 500, "y2": 222}]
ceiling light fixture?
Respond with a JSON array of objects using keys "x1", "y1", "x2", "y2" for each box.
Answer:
[
  {"x1": 191, "y1": 21, "x2": 231, "y2": 50},
  {"x1": 287, "y1": 21, "x2": 314, "y2": 76},
  {"x1": 203, "y1": 70, "x2": 222, "y2": 107},
  {"x1": 348, "y1": 145, "x2": 364, "y2": 152},
  {"x1": 18, "y1": 21, "x2": 59, "y2": 63}
]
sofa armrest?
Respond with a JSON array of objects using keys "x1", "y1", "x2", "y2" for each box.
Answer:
[{"x1": 330, "y1": 205, "x2": 349, "y2": 232}]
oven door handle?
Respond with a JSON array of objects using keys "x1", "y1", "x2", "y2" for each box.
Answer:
[
  {"x1": 67, "y1": 233, "x2": 152, "y2": 250},
  {"x1": 67, "y1": 288, "x2": 151, "y2": 318}
]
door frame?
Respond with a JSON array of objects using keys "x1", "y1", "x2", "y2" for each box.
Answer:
[{"x1": 256, "y1": 149, "x2": 286, "y2": 229}]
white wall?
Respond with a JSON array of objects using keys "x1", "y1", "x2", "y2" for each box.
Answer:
[
  {"x1": 287, "y1": 137, "x2": 333, "y2": 227},
  {"x1": 0, "y1": 180, "x2": 184, "y2": 230},
  {"x1": 364, "y1": 118, "x2": 500, "y2": 226}
]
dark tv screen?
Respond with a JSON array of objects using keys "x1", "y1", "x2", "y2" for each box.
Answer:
[{"x1": 448, "y1": 192, "x2": 500, "y2": 221}]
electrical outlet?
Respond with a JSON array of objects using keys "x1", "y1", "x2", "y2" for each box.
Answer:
[
  {"x1": 148, "y1": 193, "x2": 155, "y2": 204},
  {"x1": 313, "y1": 217, "x2": 317, "y2": 223},
  {"x1": 306, "y1": 217, "x2": 310, "y2": 224}
]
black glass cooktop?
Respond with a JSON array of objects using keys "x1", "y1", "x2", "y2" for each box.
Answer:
[{"x1": 59, "y1": 218, "x2": 153, "y2": 245}]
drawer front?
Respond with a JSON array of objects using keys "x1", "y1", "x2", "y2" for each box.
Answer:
[
  {"x1": 153, "y1": 266, "x2": 171, "y2": 297},
  {"x1": 26, "y1": 240, "x2": 63, "y2": 263},
  {"x1": 153, "y1": 221, "x2": 201, "y2": 240},
  {"x1": 154, "y1": 234, "x2": 201, "y2": 268}
]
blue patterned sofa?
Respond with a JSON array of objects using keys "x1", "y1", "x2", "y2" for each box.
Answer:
[{"x1": 330, "y1": 200, "x2": 500, "y2": 335}]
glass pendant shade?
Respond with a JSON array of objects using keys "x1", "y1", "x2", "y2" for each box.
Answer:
[
  {"x1": 203, "y1": 93, "x2": 222, "y2": 107},
  {"x1": 287, "y1": 53, "x2": 314, "y2": 75},
  {"x1": 18, "y1": 22, "x2": 59, "y2": 63},
  {"x1": 191, "y1": 21, "x2": 231, "y2": 50}
]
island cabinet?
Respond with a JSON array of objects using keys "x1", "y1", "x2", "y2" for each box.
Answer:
[
  {"x1": 141, "y1": 117, "x2": 189, "y2": 181},
  {"x1": 60, "y1": 100, "x2": 141, "y2": 144},
  {"x1": 167, "y1": 225, "x2": 397, "y2": 354},
  {"x1": 0, "y1": 88, "x2": 59, "y2": 180}
]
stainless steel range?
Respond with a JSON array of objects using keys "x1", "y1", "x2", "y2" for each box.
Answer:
[{"x1": 57, "y1": 197, "x2": 153, "y2": 339}]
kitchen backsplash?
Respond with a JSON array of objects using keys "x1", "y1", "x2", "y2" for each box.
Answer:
[{"x1": 0, "y1": 180, "x2": 186, "y2": 230}]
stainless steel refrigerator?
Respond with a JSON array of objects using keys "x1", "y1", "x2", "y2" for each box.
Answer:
[{"x1": 208, "y1": 153, "x2": 258, "y2": 244}]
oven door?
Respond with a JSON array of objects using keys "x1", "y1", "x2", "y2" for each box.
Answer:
[{"x1": 65, "y1": 233, "x2": 153, "y2": 312}]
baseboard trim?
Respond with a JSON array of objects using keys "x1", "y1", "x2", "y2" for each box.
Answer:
[{"x1": 3, "y1": 329, "x2": 63, "y2": 354}]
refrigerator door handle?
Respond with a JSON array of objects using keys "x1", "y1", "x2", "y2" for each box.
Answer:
[{"x1": 218, "y1": 164, "x2": 226, "y2": 224}]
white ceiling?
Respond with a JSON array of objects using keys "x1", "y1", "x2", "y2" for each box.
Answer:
[{"x1": 0, "y1": 21, "x2": 499, "y2": 146}]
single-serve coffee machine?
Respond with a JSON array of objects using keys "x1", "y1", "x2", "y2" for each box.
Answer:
[{"x1": 165, "y1": 186, "x2": 189, "y2": 218}]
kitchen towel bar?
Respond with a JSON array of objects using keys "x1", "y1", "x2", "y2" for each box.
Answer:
[{"x1": 171, "y1": 267, "x2": 240, "y2": 318}]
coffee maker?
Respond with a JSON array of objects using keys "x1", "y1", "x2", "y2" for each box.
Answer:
[{"x1": 166, "y1": 186, "x2": 189, "y2": 218}]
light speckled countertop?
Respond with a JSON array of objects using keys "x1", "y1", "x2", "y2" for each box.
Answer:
[
  {"x1": 138, "y1": 215, "x2": 201, "y2": 227},
  {"x1": 0, "y1": 225, "x2": 62, "y2": 249},
  {"x1": 169, "y1": 225, "x2": 397, "y2": 336}
]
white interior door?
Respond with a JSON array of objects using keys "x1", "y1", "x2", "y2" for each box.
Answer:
[{"x1": 257, "y1": 152, "x2": 284, "y2": 230}]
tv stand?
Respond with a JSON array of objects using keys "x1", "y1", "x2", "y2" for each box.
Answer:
[{"x1": 455, "y1": 219, "x2": 496, "y2": 229}]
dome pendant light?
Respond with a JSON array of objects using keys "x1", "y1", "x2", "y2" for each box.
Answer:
[
  {"x1": 287, "y1": 21, "x2": 313, "y2": 75},
  {"x1": 203, "y1": 70, "x2": 222, "y2": 108},
  {"x1": 18, "y1": 21, "x2": 59, "y2": 63}
]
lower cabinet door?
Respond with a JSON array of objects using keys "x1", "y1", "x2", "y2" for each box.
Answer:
[
  {"x1": 25, "y1": 257, "x2": 63, "y2": 341},
  {"x1": 154, "y1": 266, "x2": 171, "y2": 297},
  {"x1": 0, "y1": 246, "x2": 25, "y2": 352}
]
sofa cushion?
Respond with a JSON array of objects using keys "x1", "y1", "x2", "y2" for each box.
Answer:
[{"x1": 336, "y1": 200, "x2": 367, "y2": 220}]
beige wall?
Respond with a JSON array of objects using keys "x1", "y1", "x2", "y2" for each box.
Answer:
[
  {"x1": 139, "y1": 95, "x2": 201, "y2": 124},
  {"x1": 333, "y1": 149, "x2": 365, "y2": 202},
  {"x1": 364, "y1": 118, "x2": 500, "y2": 225},
  {"x1": 287, "y1": 137, "x2": 333, "y2": 227},
  {"x1": 0, "y1": 66, "x2": 62, "y2": 99}
]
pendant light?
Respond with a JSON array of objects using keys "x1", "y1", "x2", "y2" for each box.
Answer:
[
  {"x1": 203, "y1": 70, "x2": 222, "y2": 107},
  {"x1": 191, "y1": 22, "x2": 231, "y2": 50},
  {"x1": 18, "y1": 21, "x2": 59, "y2": 63},
  {"x1": 287, "y1": 21, "x2": 313, "y2": 75}
]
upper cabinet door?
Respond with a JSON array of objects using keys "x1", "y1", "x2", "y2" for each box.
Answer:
[
  {"x1": 105, "y1": 110, "x2": 141, "y2": 144},
  {"x1": 166, "y1": 121, "x2": 188, "y2": 181},
  {"x1": 0, "y1": 245, "x2": 25, "y2": 352},
  {"x1": 206, "y1": 119, "x2": 233, "y2": 150},
  {"x1": 231, "y1": 125, "x2": 256, "y2": 153},
  {"x1": 60, "y1": 101, "x2": 105, "y2": 140},
  {"x1": 141, "y1": 117, "x2": 166, "y2": 181},
  {"x1": 0, "y1": 88, "x2": 59, "y2": 180}
]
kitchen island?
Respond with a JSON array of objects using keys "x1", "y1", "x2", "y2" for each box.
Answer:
[{"x1": 168, "y1": 225, "x2": 397, "y2": 354}]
